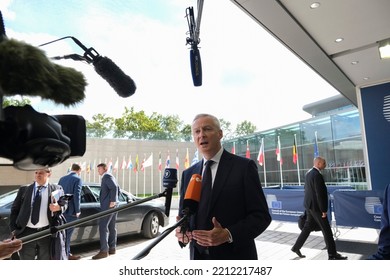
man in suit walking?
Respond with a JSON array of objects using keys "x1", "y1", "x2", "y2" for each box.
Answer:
[
  {"x1": 9, "y1": 168, "x2": 68, "y2": 260},
  {"x1": 58, "y1": 163, "x2": 82, "y2": 260},
  {"x1": 175, "y1": 113, "x2": 271, "y2": 260},
  {"x1": 92, "y1": 163, "x2": 119, "y2": 260},
  {"x1": 291, "y1": 156, "x2": 347, "y2": 260}
]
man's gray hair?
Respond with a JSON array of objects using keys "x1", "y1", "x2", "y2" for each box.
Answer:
[{"x1": 192, "y1": 113, "x2": 221, "y2": 129}]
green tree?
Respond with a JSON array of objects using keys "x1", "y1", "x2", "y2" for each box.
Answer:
[
  {"x1": 113, "y1": 107, "x2": 162, "y2": 139},
  {"x1": 235, "y1": 120, "x2": 256, "y2": 136},
  {"x1": 2, "y1": 97, "x2": 31, "y2": 107},
  {"x1": 86, "y1": 113, "x2": 114, "y2": 138},
  {"x1": 219, "y1": 118, "x2": 233, "y2": 139},
  {"x1": 159, "y1": 114, "x2": 184, "y2": 140},
  {"x1": 180, "y1": 124, "x2": 192, "y2": 141}
]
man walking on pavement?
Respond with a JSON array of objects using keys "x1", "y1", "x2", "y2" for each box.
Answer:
[{"x1": 291, "y1": 156, "x2": 347, "y2": 260}]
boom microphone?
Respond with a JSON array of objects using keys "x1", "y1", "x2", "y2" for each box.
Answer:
[
  {"x1": 40, "y1": 36, "x2": 136, "y2": 98},
  {"x1": 190, "y1": 46, "x2": 202, "y2": 87},
  {"x1": 93, "y1": 56, "x2": 136, "y2": 98}
]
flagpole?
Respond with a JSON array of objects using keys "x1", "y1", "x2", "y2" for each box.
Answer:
[
  {"x1": 151, "y1": 152, "x2": 154, "y2": 194},
  {"x1": 262, "y1": 138, "x2": 267, "y2": 187},
  {"x1": 143, "y1": 165, "x2": 146, "y2": 197},
  {"x1": 88, "y1": 160, "x2": 91, "y2": 182},
  {"x1": 136, "y1": 170, "x2": 139, "y2": 196},
  {"x1": 116, "y1": 156, "x2": 119, "y2": 182},
  {"x1": 278, "y1": 136, "x2": 283, "y2": 188},
  {"x1": 127, "y1": 155, "x2": 132, "y2": 194},
  {"x1": 122, "y1": 156, "x2": 125, "y2": 189},
  {"x1": 294, "y1": 134, "x2": 301, "y2": 185},
  {"x1": 314, "y1": 131, "x2": 319, "y2": 158}
]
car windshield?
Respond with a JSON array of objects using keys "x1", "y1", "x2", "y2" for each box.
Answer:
[{"x1": 0, "y1": 190, "x2": 18, "y2": 207}]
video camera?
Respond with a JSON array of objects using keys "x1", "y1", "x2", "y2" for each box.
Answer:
[
  {"x1": 0, "y1": 104, "x2": 86, "y2": 170},
  {"x1": 0, "y1": 10, "x2": 86, "y2": 170}
]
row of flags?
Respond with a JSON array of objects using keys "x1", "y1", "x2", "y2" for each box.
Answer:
[
  {"x1": 72, "y1": 132, "x2": 320, "y2": 174},
  {"x1": 71, "y1": 148, "x2": 200, "y2": 174},
  {"x1": 230, "y1": 132, "x2": 320, "y2": 166}
]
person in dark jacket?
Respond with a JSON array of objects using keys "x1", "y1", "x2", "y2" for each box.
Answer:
[
  {"x1": 291, "y1": 156, "x2": 347, "y2": 260},
  {"x1": 58, "y1": 163, "x2": 83, "y2": 260},
  {"x1": 175, "y1": 113, "x2": 271, "y2": 260},
  {"x1": 9, "y1": 168, "x2": 68, "y2": 260},
  {"x1": 92, "y1": 163, "x2": 119, "y2": 260}
]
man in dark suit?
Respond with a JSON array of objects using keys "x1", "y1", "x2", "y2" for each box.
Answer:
[
  {"x1": 92, "y1": 163, "x2": 119, "y2": 260},
  {"x1": 9, "y1": 168, "x2": 68, "y2": 260},
  {"x1": 175, "y1": 113, "x2": 271, "y2": 260},
  {"x1": 58, "y1": 163, "x2": 82, "y2": 260},
  {"x1": 291, "y1": 156, "x2": 347, "y2": 260}
]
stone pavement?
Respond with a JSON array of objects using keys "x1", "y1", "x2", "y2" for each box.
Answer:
[{"x1": 79, "y1": 197, "x2": 380, "y2": 261}]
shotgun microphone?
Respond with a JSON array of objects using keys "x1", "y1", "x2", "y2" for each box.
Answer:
[
  {"x1": 190, "y1": 46, "x2": 202, "y2": 86},
  {"x1": 93, "y1": 56, "x2": 136, "y2": 98},
  {"x1": 42, "y1": 36, "x2": 136, "y2": 97}
]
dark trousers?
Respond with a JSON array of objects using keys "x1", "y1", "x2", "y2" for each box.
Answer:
[
  {"x1": 64, "y1": 214, "x2": 77, "y2": 256},
  {"x1": 98, "y1": 212, "x2": 118, "y2": 252},
  {"x1": 17, "y1": 226, "x2": 51, "y2": 260},
  {"x1": 292, "y1": 209, "x2": 337, "y2": 256}
]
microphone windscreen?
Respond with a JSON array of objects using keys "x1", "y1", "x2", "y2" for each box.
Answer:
[
  {"x1": 190, "y1": 47, "x2": 202, "y2": 87},
  {"x1": 93, "y1": 56, "x2": 136, "y2": 98},
  {"x1": 183, "y1": 174, "x2": 202, "y2": 214},
  {"x1": 1, "y1": 11, "x2": 6, "y2": 37}
]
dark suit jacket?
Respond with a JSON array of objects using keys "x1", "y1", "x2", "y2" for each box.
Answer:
[
  {"x1": 9, "y1": 183, "x2": 67, "y2": 236},
  {"x1": 304, "y1": 167, "x2": 329, "y2": 213},
  {"x1": 99, "y1": 173, "x2": 119, "y2": 211},
  {"x1": 179, "y1": 149, "x2": 271, "y2": 260},
  {"x1": 58, "y1": 172, "x2": 82, "y2": 217}
]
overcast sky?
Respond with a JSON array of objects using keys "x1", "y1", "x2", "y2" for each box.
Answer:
[{"x1": 1, "y1": 0, "x2": 340, "y2": 132}]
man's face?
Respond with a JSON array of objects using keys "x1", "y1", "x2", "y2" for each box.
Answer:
[
  {"x1": 192, "y1": 116, "x2": 223, "y2": 159},
  {"x1": 97, "y1": 166, "x2": 106, "y2": 176},
  {"x1": 318, "y1": 159, "x2": 327, "y2": 170},
  {"x1": 35, "y1": 169, "x2": 51, "y2": 185}
]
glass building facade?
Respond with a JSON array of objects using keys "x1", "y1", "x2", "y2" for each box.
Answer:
[{"x1": 223, "y1": 106, "x2": 366, "y2": 189}]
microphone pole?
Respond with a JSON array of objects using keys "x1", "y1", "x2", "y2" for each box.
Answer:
[
  {"x1": 132, "y1": 168, "x2": 178, "y2": 259},
  {"x1": 19, "y1": 167, "x2": 178, "y2": 245},
  {"x1": 19, "y1": 191, "x2": 166, "y2": 244},
  {"x1": 132, "y1": 215, "x2": 187, "y2": 260}
]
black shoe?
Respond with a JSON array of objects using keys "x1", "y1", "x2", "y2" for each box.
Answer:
[
  {"x1": 291, "y1": 248, "x2": 306, "y2": 258},
  {"x1": 328, "y1": 253, "x2": 348, "y2": 260}
]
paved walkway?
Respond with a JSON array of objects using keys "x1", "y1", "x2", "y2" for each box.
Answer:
[{"x1": 78, "y1": 198, "x2": 380, "y2": 260}]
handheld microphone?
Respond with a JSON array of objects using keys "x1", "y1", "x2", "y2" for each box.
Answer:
[
  {"x1": 182, "y1": 174, "x2": 202, "y2": 215},
  {"x1": 162, "y1": 168, "x2": 178, "y2": 217},
  {"x1": 178, "y1": 173, "x2": 202, "y2": 248}
]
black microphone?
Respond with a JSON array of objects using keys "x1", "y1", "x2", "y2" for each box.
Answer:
[
  {"x1": 162, "y1": 168, "x2": 178, "y2": 217},
  {"x1": 190, "y1": 45, "x2": 202, "y2": 87},
  {"x1": 40, "y1": 36, "x2": 137, "y2": 98},
  {"x1": 93, "y1": 56, "x2": 136, "y2": 98},
  {"x1": 178, "y1": 174, "x2": 202, "y2": 247}
]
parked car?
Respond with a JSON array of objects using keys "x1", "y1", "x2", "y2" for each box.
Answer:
[{"x1": 0, "y1": 183, "x2": 169, "y2": 245}]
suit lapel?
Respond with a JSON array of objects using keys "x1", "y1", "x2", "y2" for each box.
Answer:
[{"x1": 209, "y1": 150, "x2": 233, "y2": 209}]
